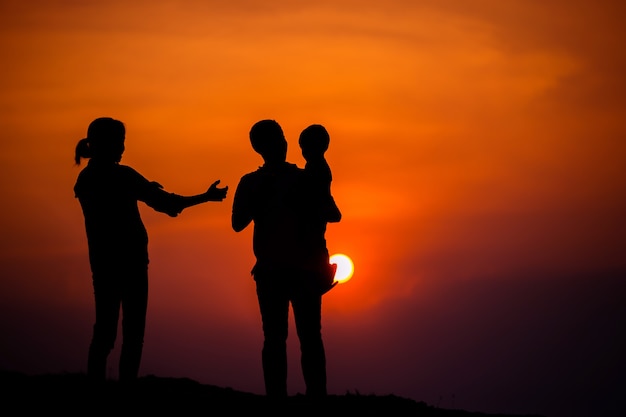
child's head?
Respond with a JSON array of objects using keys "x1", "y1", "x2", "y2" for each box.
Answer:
[
  {"x1": 299, "y1": 124, "x2": 330, "y2": 160},
  {"x1": 74, "y1": 117, "x2": 126, "y2": 165},
  {"x1": 249, "y1": 119, "x2": 287, "y2": 163}
]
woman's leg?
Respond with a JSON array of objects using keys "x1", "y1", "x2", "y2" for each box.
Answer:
[
  {"x1": 119, "y1": 266, "x2": 148, "y2": 382},
  {"x1": 88, "y1": 273, "x2": 122, "y2": 382}
]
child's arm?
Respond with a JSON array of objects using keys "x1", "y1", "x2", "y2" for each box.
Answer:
[{"x1": 325, "y1": 195, "x2": 342, "y2": 223}]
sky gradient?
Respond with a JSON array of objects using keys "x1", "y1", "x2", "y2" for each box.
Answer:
[{"x1": 1, "y1": 2, "x2": 625, "y2": 417}]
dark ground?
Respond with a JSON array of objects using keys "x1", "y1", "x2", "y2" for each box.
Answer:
[{"x1": 0, "y1": 370, "x2": 547, "y2": 416}]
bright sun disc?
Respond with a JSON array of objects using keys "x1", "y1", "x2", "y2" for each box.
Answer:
[{"x1": 330, "y1": 253, "x2": 354, "y2": 284}]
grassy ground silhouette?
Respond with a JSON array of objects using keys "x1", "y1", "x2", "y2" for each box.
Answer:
[{"x1": 1, "y1": 370, "x2": 546, "y2": 416}]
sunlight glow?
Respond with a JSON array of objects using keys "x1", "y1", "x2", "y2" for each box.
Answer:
[{"x1": 330, "y1": 253, "x2": 354, "y2": 284}]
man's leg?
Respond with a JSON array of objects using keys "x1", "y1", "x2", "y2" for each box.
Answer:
[
  {"x1": 256, "y1": 276, "x2": 290, "y2": 397},
  {"x1": 293, "y1": 288, "x2": 327, "y2": 397}
]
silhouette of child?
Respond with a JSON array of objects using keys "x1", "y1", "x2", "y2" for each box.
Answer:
[
  {"x1": 73, "y1": 117, "x2": 227, "y2": 382},
  {"x1": 298, "y1": 124, "x2": 342, "y2": 294}
]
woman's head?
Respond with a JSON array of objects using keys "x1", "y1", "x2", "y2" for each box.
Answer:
[{"x1": 74, "y1": 117, "x2": 126, "y2": 165}]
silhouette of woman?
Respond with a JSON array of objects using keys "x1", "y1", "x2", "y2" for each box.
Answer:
[{"x1": 74, "y1": 117, "x2": 227, "y2": 382}]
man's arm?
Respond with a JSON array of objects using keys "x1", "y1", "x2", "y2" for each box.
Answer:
[{"x1": 231, "y1": 177, "x2": 254, "y2": 232}]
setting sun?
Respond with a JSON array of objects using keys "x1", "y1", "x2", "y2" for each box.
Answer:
[{"x1": 330, "y1": 253, "x2": 354, "y2": 284}]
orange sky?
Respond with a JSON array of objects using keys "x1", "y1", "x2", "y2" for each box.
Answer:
[{"x1": 1, "y1": 2, "x2": 625, "y2": 416}]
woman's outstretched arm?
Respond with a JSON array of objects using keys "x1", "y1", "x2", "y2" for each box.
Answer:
[{"x1": 145, "y1": 180, "x2": 228, "y2": 217}]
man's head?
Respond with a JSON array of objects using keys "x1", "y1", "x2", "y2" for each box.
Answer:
[{"x1": 249, "y1": 119, "x2": 287, "y2": 163}]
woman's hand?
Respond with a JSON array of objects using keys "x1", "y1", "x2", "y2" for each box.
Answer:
[{"x1": 205, "y1": 180, "x2": 228, "y2": 201}]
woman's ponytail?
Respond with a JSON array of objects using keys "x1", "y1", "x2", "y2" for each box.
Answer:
[{"x1": 74, "y1": 138, "x2": 91, "y2": 165}]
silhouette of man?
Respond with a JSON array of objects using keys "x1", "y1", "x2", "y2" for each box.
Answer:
[
  {"x1": 74, "y1": 117, "x2": 228, "y2": 383},
  {"x1": 231, "y1": 119, "x2": 330, "y2": 398}
]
